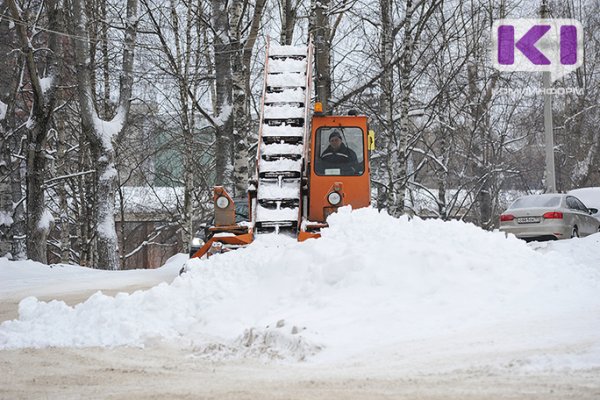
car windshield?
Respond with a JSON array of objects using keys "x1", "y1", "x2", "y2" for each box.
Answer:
[{"x1": 509, "y1": 195, "x2": 561, "y2": 209}]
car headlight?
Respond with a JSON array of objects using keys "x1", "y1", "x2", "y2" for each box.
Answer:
[
  {"x1": 191, "y1": 237, "x2": 204, "y2": 247},
  {"x1": 327, "y1": 191, "x2": 342, "y2": 206},
  {"x1": 215, "y1": 196, "x2": 230, "y2": 209}
]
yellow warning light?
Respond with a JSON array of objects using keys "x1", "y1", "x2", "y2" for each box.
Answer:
[
  {"x1": 368, "y1": 130, "x2": 375, "y2": 150},
  {"x1": 314, "y1": 102, "x2": 323, "y2": 113}
]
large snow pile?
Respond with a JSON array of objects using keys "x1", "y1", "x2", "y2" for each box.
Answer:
[{"x1": 1, "y1": 207, "x2": 599, "y2": 368}]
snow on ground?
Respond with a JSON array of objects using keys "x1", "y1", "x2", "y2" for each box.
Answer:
[
  {"x1": 0, "y1": 254, "x2": 186, "y2": 299},
  {"x1": 1, "y1": 207, "x2": 599, "y2": 372}
]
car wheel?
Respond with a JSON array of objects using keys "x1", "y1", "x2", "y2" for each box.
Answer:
[{"x1": 571, "y1": 226, "x2": 579, "y2": 238}]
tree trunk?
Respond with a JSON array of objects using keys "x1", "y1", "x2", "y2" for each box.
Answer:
[
  {"x1": 26, "y1": 132, "x2": 51, "y2": 263},
  {"x1": 76, "y1": 134, "x2": 95, "y2": 267},
  {"x1": 280, "y1": 0, "x2": 298, "y2": 45},
  {"x1": 0, "y1": 131, "x2": 12, "y2": 258},
  {"x1": 176, "y1": 0, "x2": 194, "y2": 252},
  {"x1": 379, "y1": 0, "x2": 395, "y2": 213},
  {"x1": 391, "y1": 0, "x2": 414, "y2": 217},
  {"x1": 93, "y1": 145, "x2": 119, "y2": 269},
  {"x1": 56, "y1": 118, "x2": 71, "y2": 263},
  {"x1": 0, "y1": 71, "x2": 19, "y2": 258},
  {"x1": 212, "y1": 0, "x2": 234, "y2": 190},
  {"x1": 231, "y1": 0, "x2": 266, "y2": 197},
  {"x1": 10, "y1": 143, "x2": 26, "y2": 260},
  {"x1": 311, "y1": 0, "x2": 332, "y2": 112},
  {"x1": 436, "y1": 109, "x2": 450, "y2": 220},
  {"x1": 69, "y1": 0, "x2": 138, "y2": 269},
  {"x1": 8, "y1": 0, "x2": 63, "y2": 263},
  {"x1": 230, "y1": 0, "x2": 248, "y2": 197}
]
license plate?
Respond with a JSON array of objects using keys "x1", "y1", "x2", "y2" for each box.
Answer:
[{"x1": 517, "y1": 217, "x2": 541, "y2": 224}]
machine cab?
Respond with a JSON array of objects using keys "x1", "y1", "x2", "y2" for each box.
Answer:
[
  {"x1": 314, "y1": 126, "x2": 365, "y2": 176},
  {"x1": 307, "y1": 114, "x2": 371, "y2": 222}
]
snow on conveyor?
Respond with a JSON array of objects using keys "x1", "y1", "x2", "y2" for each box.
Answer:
[{"x1": 1, "y1": 207, "x2": 599, "y2": 367}]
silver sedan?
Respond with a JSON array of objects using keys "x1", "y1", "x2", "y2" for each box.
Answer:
[
  {"x1": 567, "y1": 187, "x2": 600, "y2": 222},
  {"x1": 499, "y1": 193, "x2": 600, "y2": 241}
]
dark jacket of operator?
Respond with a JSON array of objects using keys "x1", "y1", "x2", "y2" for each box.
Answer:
[{"x1": 320, "y1": 131, "x2": 358, "y2": 164}]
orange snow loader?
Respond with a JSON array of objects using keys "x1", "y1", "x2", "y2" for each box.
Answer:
[{"x1": 190, "y1": 42, "x2": 374, "y2": 259}]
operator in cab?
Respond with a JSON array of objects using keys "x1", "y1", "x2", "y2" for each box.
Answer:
[{"x1": 320, "y1": 130, "x2": 358, "y2": 164}]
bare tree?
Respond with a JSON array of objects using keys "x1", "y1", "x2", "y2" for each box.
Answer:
[
  {"x1": 67, "y1": 0, "x2": 139, "y2": 270},
  {"x1": 141, "y1": 0, "x2": 214, "y2": 254},
  {"x1": 230, "y1": 0, "x2": 266, "y2": 196},
  {"x1": 368, "y1": 0, "x2": 440, "y2": 216},
  {"x1": 7, "y1": 0, "x2": 64, "y2": 263},
  {"x1": 0, "y1": 2, "x2": 23, "y2": 259}
]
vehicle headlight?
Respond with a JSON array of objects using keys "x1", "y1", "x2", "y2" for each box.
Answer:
[
  {"x1": 216, "y1": 196, "x2": 230, "y2": 209},
  {"x1": 191, "y1": 237, "x2": 204, "y2": 247},
  {"x1": 327, "y1": 191, "x2": 342, "y2": 206}
]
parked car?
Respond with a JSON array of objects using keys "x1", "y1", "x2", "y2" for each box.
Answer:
[
  {"x1": 188, "y1": 199, "x2": 249, "y2": 257},
  {"x1": 567, "y1": 187, "x2": 600, "y2": 222},
  {"x1": 499, "y1": 193, "x2": 600, "y2": 241}
]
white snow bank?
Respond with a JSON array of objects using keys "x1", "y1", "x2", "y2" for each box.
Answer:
[
  {"x1": 0, "y1": 254, "x2": 186, "y2": 298},
  {"x1": 1, "y1": 208, "x2": 599, "y2": 369}
]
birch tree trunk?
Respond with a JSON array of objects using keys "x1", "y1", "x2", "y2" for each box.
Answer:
[
  {"x1": 379, "y1": 0, "x2": 395, "y2": 213},
  {"x1": 56, "y1": 118, "x2": 71, "y2": 263},
  {"x1": 390, "y1": 0, "x2": 414, "y2": 217},
  {"x1": 231, "y1": 0, "x2": 266, "y2": 197},
  {"x1": 436, "y1": 116, "x2": 450, "y2": 220},
  {"x1": 180, "y1": 1, "x2": 195, "y2": 253},
  {"x1": 69, "y1": 0, "x2": 138, "y2": 270},
  {"x1": 8, "y1": 0, "x2": 63, "y2": 263},
  {"x1": 230, "y1": 0, "x2": 248, "y2": 197}
]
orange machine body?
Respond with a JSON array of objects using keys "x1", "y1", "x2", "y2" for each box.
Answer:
[
  {"x1": 307, "y1": 115, "x2": 371, "y2": 222},
  {"x1": 192, "y1": 114, "x2": 372, "y2": 257}
]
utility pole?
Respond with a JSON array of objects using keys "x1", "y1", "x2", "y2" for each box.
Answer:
[
  {"x1": 541, "y1": 0, "x2": 556, "y2": 192},
  {"x1": 311, "y1": 0, "x2": 331, "y2": 113}
]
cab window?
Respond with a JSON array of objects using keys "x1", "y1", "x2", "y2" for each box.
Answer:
[
  {"x1": 235, "y1": 201, "x2": 249, "y2": 223},
  {"x1": 314, "y1": 127, "x2": 364, "y2": 176}
]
